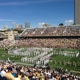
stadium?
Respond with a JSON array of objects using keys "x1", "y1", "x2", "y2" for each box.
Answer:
[
  {"x1": 0, "y1": 25, "x2": 80, "y2": 79},
  {"x1": 0, "y1": 0, "x2": 80, "y2": 79}
]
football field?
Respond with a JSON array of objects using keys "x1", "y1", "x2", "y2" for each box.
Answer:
[
  {"x1": 49, "y1": 54, "x2": 80, "y2": 72},
  {"x1": 0, "y1": 47, "x2": 80, "y2": 73}
]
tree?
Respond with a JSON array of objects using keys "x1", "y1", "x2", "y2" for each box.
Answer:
[{"x1": 59, "y1": 23, "x2": 64, "y2": 26}]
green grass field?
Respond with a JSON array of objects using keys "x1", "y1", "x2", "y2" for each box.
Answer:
[
  {"x1": 49, "y1": 54, "x2": 80, "y2": 71},
  {"x1": 0, "y1": 47, "x2": 21, "y2": 62},
  {"x1": 0, "y1": 47, "x2": 80, "y2": 74}
]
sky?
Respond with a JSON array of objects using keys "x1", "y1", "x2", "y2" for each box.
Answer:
[{"x1": 0, "y1": 0, "x2": 74, "y2": 29}]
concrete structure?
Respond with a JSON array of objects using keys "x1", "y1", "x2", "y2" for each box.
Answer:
[
  {"x1": 25, "y1": 22, "x2": 30, "y2": 28},
  {"x1": 1, "y1": 30, "x2": 19, "y2": 41},
  {"x1": 74, "y1": 0, "x2": 80, "y2": 25}
]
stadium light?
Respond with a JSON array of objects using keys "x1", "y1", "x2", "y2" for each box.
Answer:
[
  {"x1": 68, "y1": 20, "x2": 73, "y2": 25},
  {"x1": 65, "y1": 20, "x2": 68, "y2": 26},
  {"x1": 12, "y1": 22, "x2": 16, "y2": 29},
  {"x1": 38, "y1": 22, "x2": 45, "y2": 28}
]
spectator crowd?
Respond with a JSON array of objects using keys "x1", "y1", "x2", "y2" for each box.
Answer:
[
  {"x1": 0, "y1": 61, "x2": 80, "y2": 80},
  {"x1": 14, "y1": 38, "x2": 80, "y2": 49},
  {"x1": 0, "y1": 26, "x2": 80, "y2": 49}
]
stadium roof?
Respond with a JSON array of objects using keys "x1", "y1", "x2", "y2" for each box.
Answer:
[{"x1": 0, "y1": 33, "x2": 7, "y2": 39}]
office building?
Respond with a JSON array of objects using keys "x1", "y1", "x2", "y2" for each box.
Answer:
[
  {"x1": 15, "y1": 24, "x2": 22, "y2": 29},
  {"x1": 74, "y1": 0, "x2": 80, "y2": 24},
  {"x1": 42, "y1": 23, "x2": 51, "y2": 28},
  {"x1": 25, "y1": 22, "x2": 30, "y2": 28}
]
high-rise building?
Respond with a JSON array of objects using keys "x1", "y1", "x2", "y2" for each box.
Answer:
[
  {"x1": 15, "y1": 24, "x2": 22, "y2": 28},
  {"x1": 25, "y1": 22, "x2": 30, "y2": 28},
  {"x1": 42, "y1": 23, "x2": 51, "y2": 28},
  {"x1": 74, "y1": 0, "x2": 80, "y2": 24}
]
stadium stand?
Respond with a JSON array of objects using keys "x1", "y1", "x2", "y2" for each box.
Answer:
[
  {"x1": 0, "y1": 33, "x2": 7, "y2": 40},
  {"x1": 0, "y1": 33, "x2": 7, "y2": 47},
  {"x1": 20, "y1": 26, "x2": 80, "y2": 37},
  {"x1": 16, "y1": 26, "x2": 80, "y2": 49},
  {"x1": 0, "y1": 26, "x2": 79, "y2": 49}
]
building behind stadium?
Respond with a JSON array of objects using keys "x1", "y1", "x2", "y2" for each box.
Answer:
[{"x1": 74, "y1": 0, "x2": 80, "y2": 25}]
